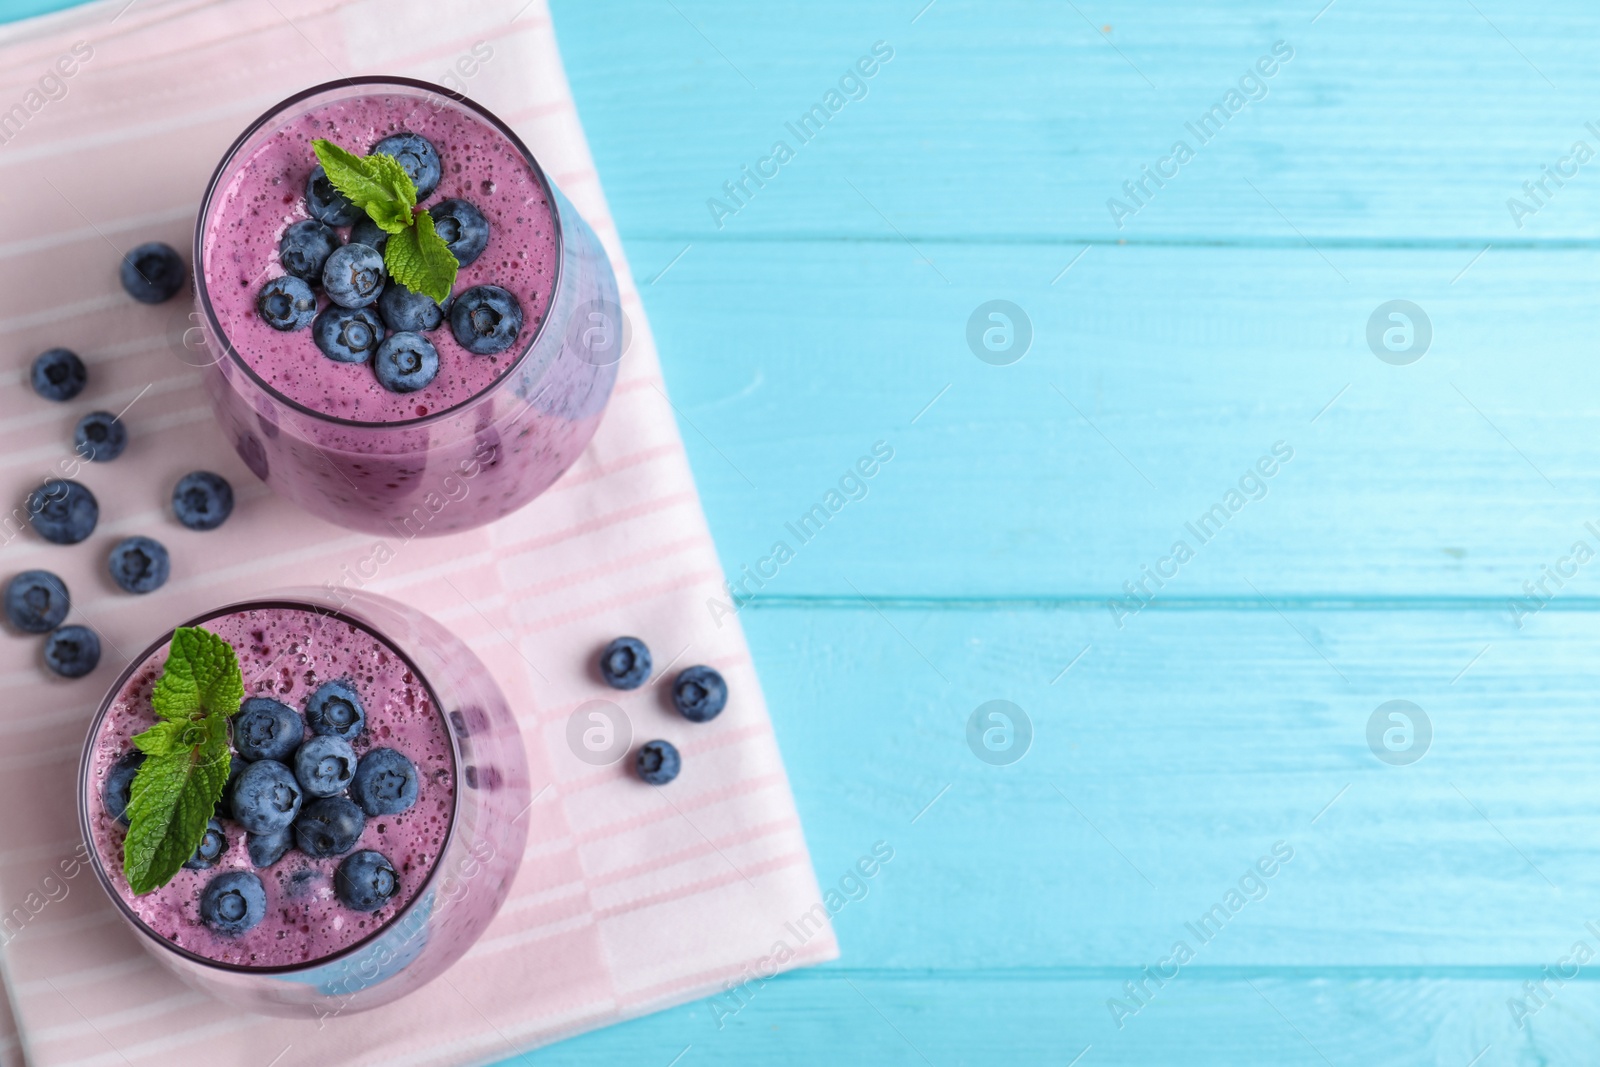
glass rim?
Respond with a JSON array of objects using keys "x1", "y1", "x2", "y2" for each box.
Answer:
[
  {"x1": 76, "y1": 596, "x2": 463, "y2": 977},
  {"x1": 192, "y1": 75, "x2": 566, "y2": 430}
]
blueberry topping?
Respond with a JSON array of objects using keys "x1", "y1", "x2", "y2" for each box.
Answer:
[
  {"x1": 335, "y1": 849, "x2": 398, "y2": 912},
  {"x1": 73, "y1": 411, "x2": 128, "y2": 463},
  {"x1": 350, "y1": 217, "x2": 390, "y2": 254},
  {"x1": 293, "y1": 734, "x2": 357, "y2": 797},
  {"x1": 247, "y1": 826, "x2": 294, "y2": 869},
  {"x1": 30, "y1": 348, "x2": 86, "y2": 401},
  {"x1": 103, "y1": 751, "x2": 144, "y2": 825},
  {"x1": 672, "y1": 666, "x2": 728, "y2": 723},
  {"x1": 234, "y1": 697, "x2": 303, "y2": 762},
  {"x1": 172, "y1": 471, "x2": 234, "y2": 531},
  {"x1": 228, "y1": 759, "x2": 303, "y2": 834},
  {"x1": 372, "y1": 332, "x2": 439, "y2": 393},
  {"x1": 27, "y1": 479, "x2": 97, "y2": 544},
  {"x1": 378, "y1": 281, "x2": 447, "y2": 333},
  {"x1": 257, "y1": 276, "x2": 317, "y2": 331},
  {"x1": 199, "y1": 871, "x2": 266, "y2": 935},
  {"x1": 322, "y1": 243, "x2": 386, "y2": 309},
  {"x1": 635, "y1": 740, "x2": 681, "y2": 785},
  {"x1": 183, "y1": 818, "x2": 228, "y2": 870},
  {"x1": 306, "y1": 679, "x2": 365, "y2": 739},
  {"x1": 214, "y1": 755, "x2": 246, "y2": 820},
  {"x1": 427, "y1": 199, "x2": 489, "y2": 267},
  {"x1": 371, "y1": 133, "x2": 441, "y2": 200},
  {"x1": 294, "y1": 796, "x2": 366, "y2": 858},
  {"x1": 278, "y1": 219, "x2": 340, "y2": 281},
  {"x1": 313, "y1": 304, "x2": 385, "y2": 364},
  {"x1": 350, "y1": 748, "x2": 418, "y2": 816},
  {"x1": 598, "y1": 636, "x2": 651, "y2": 689},
  {"x1": 449, "y1": 285, "x2": 523, "y2": 355},
  {"x1": 107, "y1": 536, "x2": 170, "y2": 594},
  {"x1": 44, "y1": 625, "x2": 99, "y2": 678},
  {"x1": 119, "y1": 242, "x2": 187, "y2": 304},
  {"x1": 305, "y1": 165, "x2": 361, "y2": 226},
  {"x1": 4, "y1": 570, "x2": 69, "y2": 633}
]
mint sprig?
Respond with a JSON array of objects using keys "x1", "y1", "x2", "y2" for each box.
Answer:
[
  {"x1": 312, "y1": 138, "x2": 458, "y2": 303},
  {"x1": 121, "y1": 627, "x2": 244, "y2": 896}
]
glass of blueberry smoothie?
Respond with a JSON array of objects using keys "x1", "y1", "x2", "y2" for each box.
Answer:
[
  {"x1": 193, "y1": 77, "x2": 622, "y2": 536},
  {"x1": 77, "y1": 590, "x2": 530, "y2": 1016}
]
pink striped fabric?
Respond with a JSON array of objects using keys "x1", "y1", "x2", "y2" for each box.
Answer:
[{"x1": 0, "y1": 1, "x2": 835, "y2": 1064}]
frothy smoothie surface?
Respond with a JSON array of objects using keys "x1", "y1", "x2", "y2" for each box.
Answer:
[
  {"x1": 202, "y1": 93, "x2": 558, "y2": 423},
  {"x1": 86, "y1": 606, "x2": 455, "y2": 968}
]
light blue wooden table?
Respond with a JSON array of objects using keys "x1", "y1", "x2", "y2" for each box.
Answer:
[{"x1": 12, "y1": 0, "x2": 1600, "y2": 1062}]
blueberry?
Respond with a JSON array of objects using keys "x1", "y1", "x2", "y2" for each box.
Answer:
[
  {"x1": 73, "y1": 411, "x2": 128, "y2": 462},
  {"x1": 108, "y1": 536, "x2": 170, "y2": 594},
  {"x1": 372, "y1": 332, "x2": 439, "y2": 393},
  {"x1": 350, "y1": 748, "x2": 418, "y2": 816},
  {"x1": 172, "y1": 471, "x2": 234, "y2": 531},
  {"x1": 257, "y1": 276, "x2": 317, "y2": 331},
  {"x1": 294, "y1": 796, "x2": 366, "y2": 858},
  {"x1": 5, "y1": 570, "x2": 69, "y2": 633},
  {"x1": 449, "y1": 285, "x2": 523, "y2": 355},
  {"x1": 372, "y1": 133, "x2": 441, "y2": 200},
  {"x1": 293, "y1": 734, "x2": 357, "y2": 797},
  {"x1": 305, "y1": 165, "x2": 361, "y2": 226},
  {"x1": 427, "y1": 199, "x2": 489, "y2": 267},
  {"x1": 672, "y1": 666, "x2": 728, "y2": 723},
  {"x1": 234, "y1": 697, "x2": 303, "y2": 762},
  {"x1": 247, "y1": 826, "x2": 294, "y2": 868},
  {"x1": 635, "y1": 740, "x2": 681, "y2": 785},
  {"x1": 199, "y1": 871, "x2": 266, "y2": 935},
  {"x1": 313, "y1": 305, "x2": 384, "y2": 364},
  {"x1": 278, "y1": 220, "x2": 340, "y2": 281},
  {"x1": 306, "y1": 679, "x2": 365, "y2": 739},
  {"x1": 103, "y1": 751, "x2": 144, "y2": 825},
  {"x1": 322, "y1": 243, "x2": 386, "y2": 309},
  {"x1": 378, "y1": 281, "x2": 447, "y2": 333},
  {"x1": 350, "y1": 217, "x2": 390, "y2": 254},
  {"x1": 28, "y1": 479, "x2": 97, "y2": 545},
  {"x1": 229, "y1": 759, "x2": 302, "y2": 834},
  {"x1": 335, "y1": 849, "x2": 398, "y2": 912},
  {"x1": 214, "y1": 755, "x2": 246, "y2": 820},
  {"x1": 44, "y1": 625, "x2": 99, "y2": 678},
  {"x1": 183, "y1": 818, "x2": 228, "y2": 870},
  {"x1": 119, "y1": 242, "x2": 187, "y2": 304},
  {"x1": 30, "y1": 348, "x2": 86, "y2": 401},
  {"x1": 598, "y1": 636, "x2": 651, "y2": 689}
]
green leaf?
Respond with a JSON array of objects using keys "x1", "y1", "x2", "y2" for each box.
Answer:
[
  {"x1": 385, "y1": 211, "x2": 458, "y2": 304},
  {"x1": 122, "y1": 719, "x2": 230, "y2": 895},
  {"x1": 150, "y1": 626, "x2": 244, "y2": 722},
  {"x1": 364, "y1": 152, "x2": 417, "y2": 230},
  {"x1": 313, "y1": 140, "x2": 418, "y2": 235},
  {"x1": 131, "y1": 718, "x2": 188, "y2": 758}
]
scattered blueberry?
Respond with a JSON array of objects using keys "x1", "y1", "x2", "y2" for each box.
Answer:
[
  {"x1": 229, "y1": 759, "x2": 303, "y2": 834},
  {"x1": 29, "y1": 348, "x2": 86, "y2": 401},
  {"x1": 306, "y1": 679, "x2": 365, "y2": 739},
  {"x1": 73, "y1": 411, "x2": 128, "y2": 462},
  {"x1": 199, "y1": 870, "x2": 266, "y2": 935},
  {"x1": 234, "y1": 697, "x2": 303, "y2": 761},
  {"x1": 599, "y1": 636, "x2": 651, "y2": 689},
  {"x1": 103, "y1": 751, "x2": 143, "y2": 825},
  {"x1": 108, "y1": 536, "x2": 170, "y2": 594},
  {"x1": 372, "y1": 332, "x2": 439, "y2": 393},
  {"x1": 672, "y1": 666, "x2": 728, "y2": 723},
  {"x1": 378, "y1": 281, "x2": 447, "y2": 333},
  {"x1": 450, "y1": 285, "x2": 523, "y2": 355},
  {"x1": 4, "y1": 570, "x2": 69, "y2": 633},
  {"x1": 28, "y1": 479, "x2": 97, "y2": 544},
  {"x1": 313, "y1": 305, "x2": 385, "y2": 364},
  {"x1": 247, "y1": 826, "x2": 294, "y2": 869},
  {"x1": 183, "y1": 818, "x2": 228, "y2": 869},
  {"x1": 428, "y1": 199, "x2": 489, "y2": 267},
  {"x1": 257, "y1": 276, "x2": 317, "y2": 331},
  {"x1": 294, "y1": 796, "x2": 366, "y2": 858},
  {"x1": 336, "y1": 849, "x2": 398, "y2": 912},
  {"x1": 351, "y1": 217, "x2": 390, "y2": 254},
  {"x1": 172, "y1": 471, "x2": 234, "y2": 531},
  {"x1": 372, "y1": 133, "x2": 441, "y2": 200},
  {"x1": 323, "y1": 243, "x2": 386, "y2": 309},
  {"x1": 294, "y1": 734, "x2": 357, "y2": 797},
  {"x1": 119, "y1": 242, "x2": 187, "y2": 304},
  {"x1": 44, "y1": 625, "x2": 99, "y2": 678},
  {"x1": 278, "y1": 219, "x2": 340, "y2": 282},
  {"x1": 635, "y1": 740, "x2": 681, "y2": 785},
  {"x1": 215, "y1": 755, "x2": 246, "y2": 820},
  {"x1": 305, "y1": 165, "x2": 361, "y2": 226},
  {"x1": 350, "y1": 748, "x2": 418, "y2": 816}
]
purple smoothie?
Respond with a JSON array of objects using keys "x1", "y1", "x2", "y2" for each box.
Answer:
[{"x1": 84, "y1": 605, "x2": 456, "y2": 968}]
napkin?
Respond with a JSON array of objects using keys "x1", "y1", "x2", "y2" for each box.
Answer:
[{"x1": 0, "y1": 1, "x2": 835, "y2": 1063}]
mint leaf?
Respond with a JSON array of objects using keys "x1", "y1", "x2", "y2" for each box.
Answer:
[
  {"x1": 385, "y1": 211, "x2": 457, "y2": 304},
  {"x1": 313, "y1": 140, "x2": 418, "y2": 234},
  {"x1": 151, "y1": 626, "x2": 244, "y2": 723}
]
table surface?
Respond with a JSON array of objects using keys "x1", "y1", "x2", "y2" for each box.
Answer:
[{"x1": 8, "y1": 0, "x2": 1600, "y2": 1063}]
